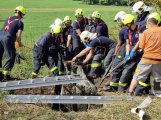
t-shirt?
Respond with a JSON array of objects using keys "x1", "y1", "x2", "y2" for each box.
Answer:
[
  {"x1": 119, "y1": 27, "x2": 127, "y2": 44},
  {"x1": 88, "y1": 36, "x2": 116, "y2": 50},
  {"x1": 139, "y1": 25, "x2": 161, "y2": 64},
  {"x1": 88, "y1": 22, "x2": 95, "y2": 32},
  {"x1": 124, "y1": 25, "x2": 146, "y2": 46},
  {"x1": 63, "y1": 26, "x2": 73, "y2": 43},
  {"x1": 1, "y1": 16, "x2": 24, "y2": 37},
  {"x1": 37, "y1": 32, "x2": 60, "y2": 49},
  {"x1": 94, "y1": 19, "x2": 109, "y2": 38},
  {"x1": 72, "y1": 17, "x2": 88, "y2": 38}
]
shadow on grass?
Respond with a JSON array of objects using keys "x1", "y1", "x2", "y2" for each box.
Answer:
[
  {"x1": 143, "y1": 114, "x2": 151, "y2": 120},
  {"x1": 0, "y1": 20, "x2": 5, "y2": 22}
]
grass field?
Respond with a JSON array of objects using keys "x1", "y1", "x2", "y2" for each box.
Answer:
[{"x1": 0, "y1": 0, "x2": 161, "y2": 120}]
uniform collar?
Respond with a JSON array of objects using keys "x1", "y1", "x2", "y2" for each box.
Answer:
[{"x1": 148, "y1": 25, "x2": 159, "y2": 28}]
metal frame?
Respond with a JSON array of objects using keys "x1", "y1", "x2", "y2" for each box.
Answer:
[
  {"x1": 4, "y1": 95, "x2": 123, "y2": 104},
  {"x1": 0, "y1": 75, "x2": 82, "y2": 91}
]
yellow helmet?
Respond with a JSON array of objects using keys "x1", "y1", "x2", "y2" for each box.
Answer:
[
  {"x1": 14, "y1": 6, "x2": 25, "y2": 16},
  {"x1": 122, "y1": 14, "x2": 134, "y2": 25},
  {"x1": 51, "y1": 25, "x2": 63, "y2": 34},
  {"x1": 75, "y1": 8, "x2": 84, "y2": 18},
  {"x1": 63, "y1": 16, "x2": 72, "y2": 24},
  {"x1": 92, "y1": 11, "x2": 101, "y2": 20},
  {"x1": 147, "y1": 12, "x2": 161, "y2": 25}
]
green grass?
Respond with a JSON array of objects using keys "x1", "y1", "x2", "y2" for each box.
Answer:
[
  {"x1": 0, "y1": 0, "x2": 160, "y2": 119},
  {"x1": 0, "y1": 0, "x2": 131, "y2": 45}
]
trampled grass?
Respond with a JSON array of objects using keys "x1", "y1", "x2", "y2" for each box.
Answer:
[{"x1": 0, "y1": 0, "x2": 160, "y2": 120}]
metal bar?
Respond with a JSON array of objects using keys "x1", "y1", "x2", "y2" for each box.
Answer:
[
  {"x1": 4, "y1": 95, "x2": 123, "y2": 104},
  {"x1": 0, "y1": 75, "x2": 82, "y2": 91}
]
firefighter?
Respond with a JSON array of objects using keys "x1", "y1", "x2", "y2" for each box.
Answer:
[
  {"x1": 103, "y1": 11, "x2": 127, "y2": 90},
  {"x1": 0, "y1": 6, "x2": 25, "y2": 80},
  {"x1": 128, "y1": 12, "x2": 161, "y2": 95},
  {"x1": 132, "y1": 1, "x2": 152, "y2": 25},
  {"x1": 88, "y1": 11, "x2": 109, "y2": 79},
  {"x1": 58, "y1": 16, "x2": 73, "y2": 75},
  {"x1": 72, "y1": 8, "x2": 89, "y2": 62},
  {"x1": 71, "y1": 31, "x2": 116, "y2": 78},
  {"x1": 106, "y1": 14, "x2": 146, "y2": 92},
  {"x1": 32, "y1": 25, "x2": 62, "y2": 79}
]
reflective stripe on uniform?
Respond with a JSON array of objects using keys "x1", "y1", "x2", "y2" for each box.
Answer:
[
  {"x1": 138, "y1": 81, "x2": 150, "y2": 87},
  {"x1": 119, "y1": 81, "x2": 128, "y2": 87},
  {"x1": 91, "y1": 63, "x2": 102, "y2": 68},
  {"x1": 110, "y1": 82, "x2": 119, "y2": 87},
  {"x1": 50, "y1": 66, "x2": 58, "y2": 72},
  {"x1": 68, "y1": 71, "x2": 71, "y2": 75},
  {"x1": 0, "y1": 68, "x2": 2, "y2": 72},
  {"x1": 32, "y1": 72, "x2": 38, "y2": 76},
  {"x1": 59, "y1": 71, "x2": 66, "y2": 75},
  {"x1": 3, "y1": 70, "x2": 10, "y2": 75}
]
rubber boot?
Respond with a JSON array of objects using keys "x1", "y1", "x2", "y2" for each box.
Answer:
[
  {"x1": 0, "y1": 72, "x2": 3, "y2": 81},
  {"x1": 4, "y1": 75, "x2": 16, "y2": 81},
  {"x1": 103, "y1": 86, "x2": 117, "y2": 92},
  {"x1": 32, "y1": 75, "x2": 37, "y2": 79},
  {"x1": 52, "y1": 69, "x2": 59, "y2": 77},
  {"x1": 105, "y1": 76, "x2": 111, "y2": 86}
]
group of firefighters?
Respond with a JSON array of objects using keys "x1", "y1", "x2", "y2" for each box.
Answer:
[{"x1": 0, "y1": 1, "x2": 161, "y2": 96}]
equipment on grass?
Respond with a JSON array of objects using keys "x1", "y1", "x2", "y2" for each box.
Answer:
[
  {"x1": 0, "y1": 75, "x2": 82, "y2": 91},
  {"x1": 16, "y1": 53, "x2": 25, "y2": 64},
  {"x1": 95, "y1": 61, "x2": 113, "y2": 88},
  {"x1": 95, "y1": 57, "x2": 130, "y2": 88}
]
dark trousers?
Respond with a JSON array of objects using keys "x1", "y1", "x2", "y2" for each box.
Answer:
[
  {"x1": 32, "y1": 44, "x2": 58, "y2": 74},
  {"x1": 0, "y1": 30, "x2": 16, "y2": 73},
  {"x1": 72, "y1": 37, "x2": 85, "y2": 62},
  {"x1": 109, "y1": 43, "x2": 126, "y2": 87},
  {"x1": 58, "y1": 43, "x2": 73, "y2": 75}
]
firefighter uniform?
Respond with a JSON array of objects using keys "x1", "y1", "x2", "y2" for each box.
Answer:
[
  {"x1": 89, "y1": 11, "x2": 109, "y2": 78},
  {"x1": 58, "y1": 25, "x2": 73, "y2": 75},
  {"x1": 117, "y1": 25, "x2": 146, "y2": 91},
  {"x1": 0, "y1": 6, "x2": 25, "y2": 80},
  {"x1": 72, "y1": 9, "x2": 88, "y2": 62},
  {"x1": 88, "y1": 36, "x2": 116, "y2": 77},
  {"x1": 32, "y1": 28, "x2": 61, "y2": 78}
]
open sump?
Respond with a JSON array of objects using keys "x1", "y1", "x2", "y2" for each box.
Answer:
[{"x1": 10, "y1": 83, "x2": 103, "y2": 112}]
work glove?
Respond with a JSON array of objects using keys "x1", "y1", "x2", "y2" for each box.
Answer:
[
  {"x1": 124, "y1": 54, "x2": 130, "y2": 62},
  {"x1": 112, "y1": 55, "x2": 116, "y2": 61},
  {"x1": 130, "y1": 50, "x2": 135, "y2": 59},
  {"x1": 61, "y1": 43, "x2": 66, "y2": 51},
  {"x1": 16, "y1": 53, "x2": 25, "y2": 64},
  {"x1": 84, "y1": 43, "x2": 89, "y2": 48}
]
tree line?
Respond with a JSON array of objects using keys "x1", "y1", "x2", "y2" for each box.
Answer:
[{"x1": 73, "y1": 0, "x2": 128, "y2": 6}]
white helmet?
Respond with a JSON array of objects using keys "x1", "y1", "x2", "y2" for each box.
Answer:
[
  {"x1": 80, "y1": 31, "x2": 93, "y2": 43},
  {"x1": 114, "y1": 11, "x2": 126, "y2": 24},
  {"x1": 132, "y1": 1, "x2": 152, "y2": 14},
  {"x1": 49, "y1": 18, "x2": 63, "y2": 28}
]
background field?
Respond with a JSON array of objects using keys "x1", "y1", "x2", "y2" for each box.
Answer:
[{"x1": 0, "y1": 0, "x2": 161, "y2": 120}]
